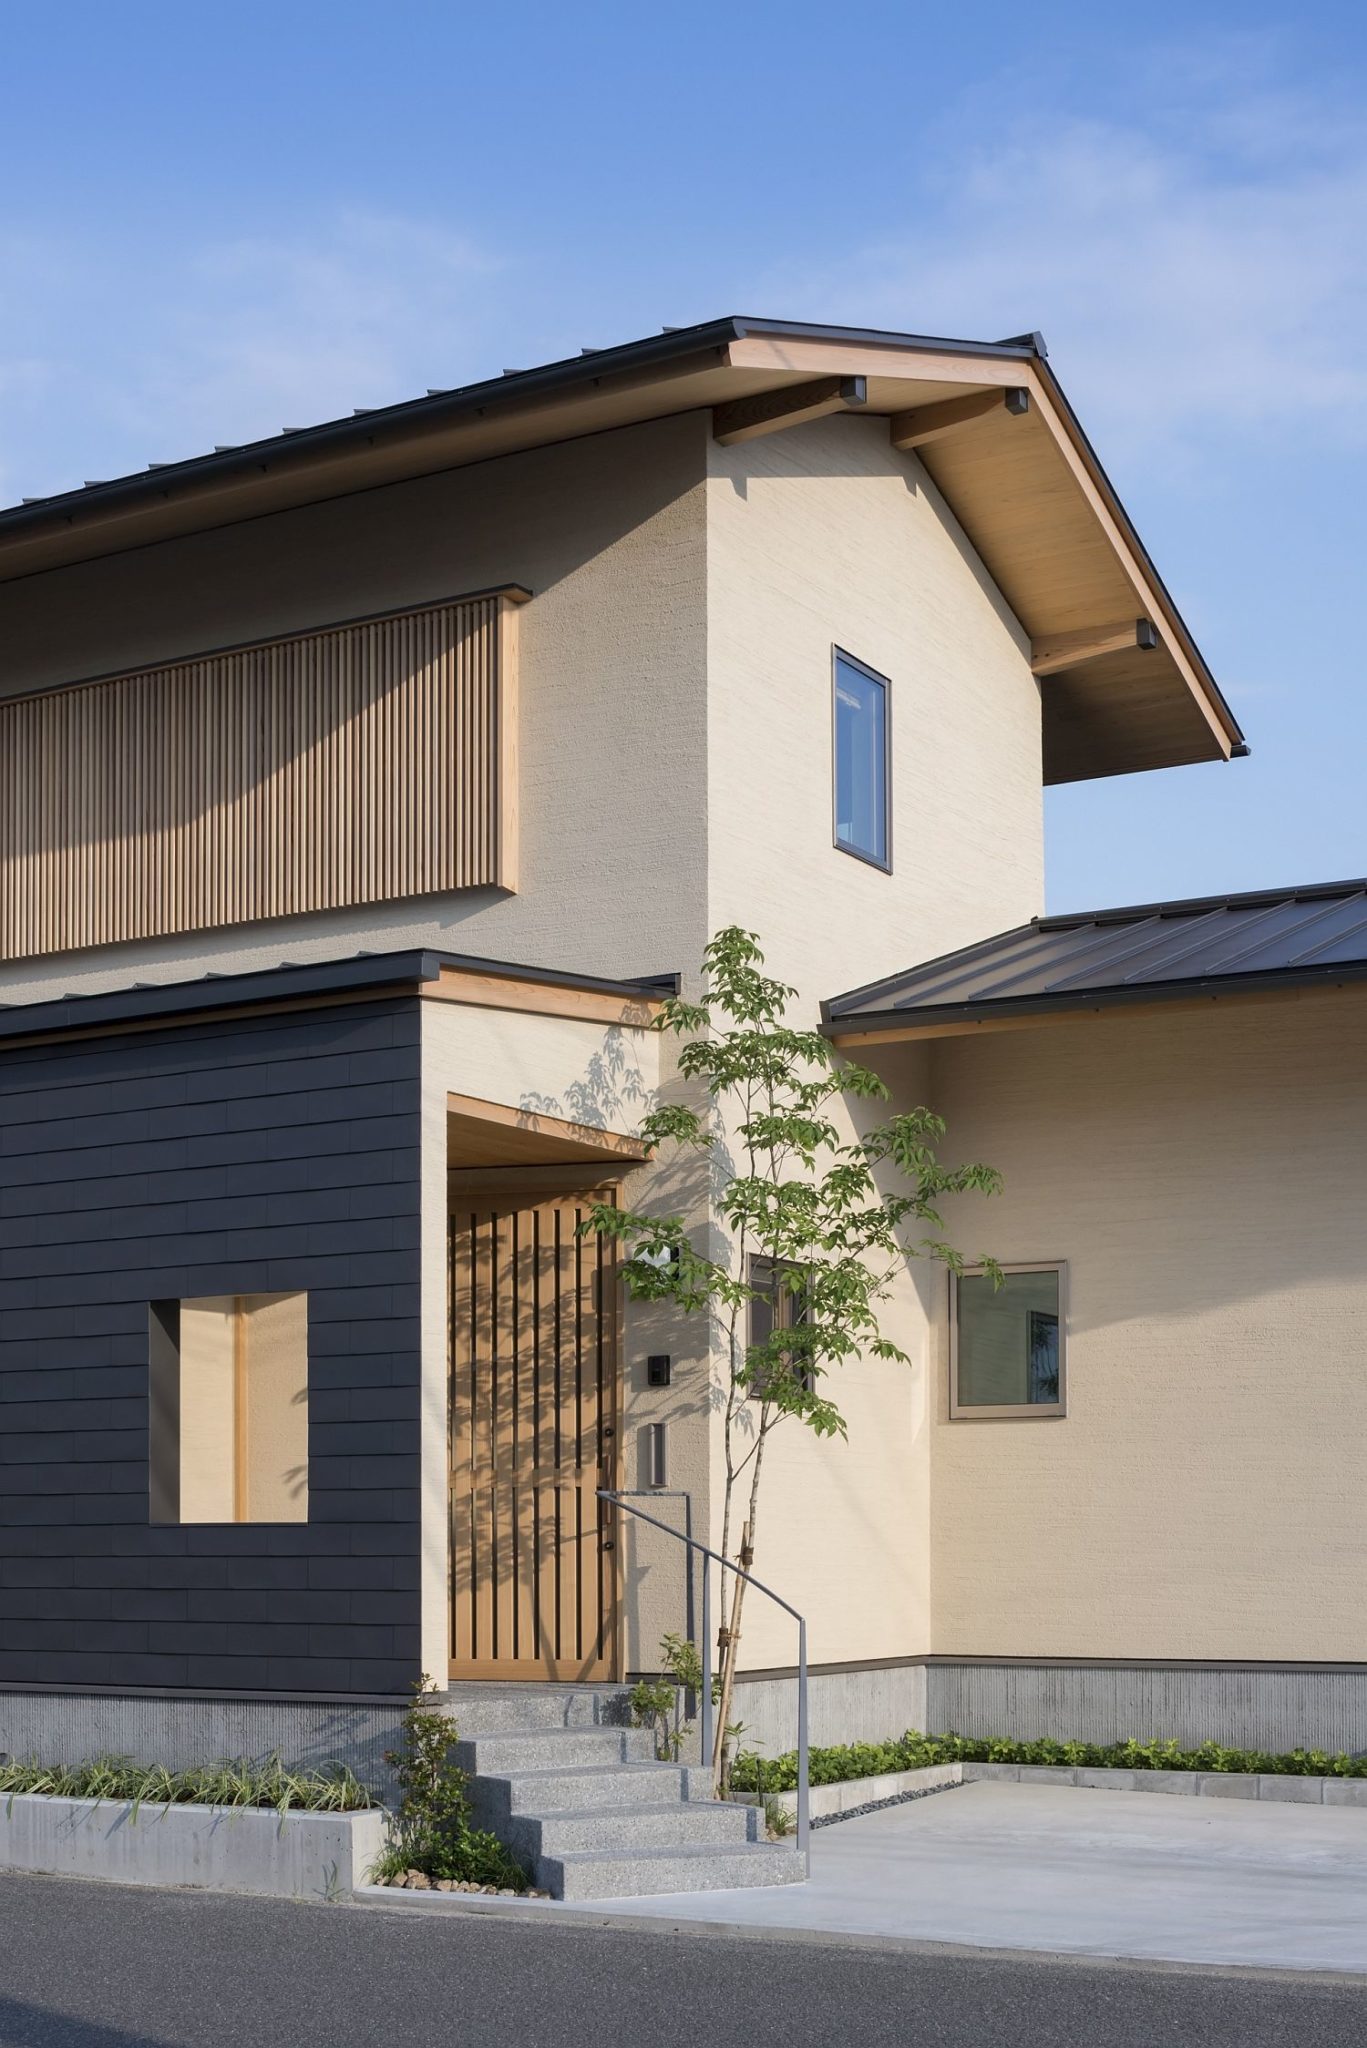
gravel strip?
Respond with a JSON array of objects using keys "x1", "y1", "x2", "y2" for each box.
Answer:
[{"x1": 809, "y1": 1777, "x2": 966, "y2": 1830}]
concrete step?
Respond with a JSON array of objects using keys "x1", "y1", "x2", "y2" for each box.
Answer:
[
  {"x1": 452, "y1": 1726, "x2": 656, "y2": 1775},
  {"x1": 503, "y1": 1798, "x2": 758, "y2": 1863},
  {"x1": 472, "y1": 1760, "x2": 688, "y2": 1820},
  {"x1": 440, "y1": 1687, "x2": 629, "y2": 1735},
  {"x1": 539, "y1": 1840, "x2": 807, "y2": 1902}
]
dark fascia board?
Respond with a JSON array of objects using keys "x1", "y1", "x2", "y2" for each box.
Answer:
[
  {"x1": 0, "y1": 315, "x2": 1041, "y2": 547},
  {"x1": 0, "y1": 948, "x2": 680, "y2": 1047},
  {"x1": 821, "y1": 959, "x2": 1367, "y2": 1038}
]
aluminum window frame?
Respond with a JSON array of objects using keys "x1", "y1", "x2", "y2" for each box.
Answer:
[
  {"x1": 831, "y1": 646, "x2": 893, "y2": 874},
  {"x1": 949, "y1": 1260, "x2": 1068, "y2": 1420}
]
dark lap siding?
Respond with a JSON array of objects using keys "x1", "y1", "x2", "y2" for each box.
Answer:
[{"x1": 0, "y1": 997, "x2": 423, "y2": 1697}]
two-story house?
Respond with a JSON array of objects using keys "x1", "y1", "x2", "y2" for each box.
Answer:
[{"x1": 2, "y1": 316, "x2": 1362, "y2": 1897}]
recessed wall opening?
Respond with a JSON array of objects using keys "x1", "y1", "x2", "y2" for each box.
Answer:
[{"x1": 149, "y1": 1292, "x2": 309, "y2": 1524}]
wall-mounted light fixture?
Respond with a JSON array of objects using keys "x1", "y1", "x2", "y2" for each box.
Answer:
[{"x1": 646, "y1": 1422, "x2": 668, "y2": 1489}]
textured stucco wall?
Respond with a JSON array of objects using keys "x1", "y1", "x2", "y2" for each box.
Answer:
[
  {"x1": 928, "y1": 990, "x2": 1367, "y2": 1662},
  {"x1": 0, "y1": 412, "x2": 710, "y2": 1003},
  {"x1": 704, "y1": 414, "x2": 1045, "y2": 1676}
]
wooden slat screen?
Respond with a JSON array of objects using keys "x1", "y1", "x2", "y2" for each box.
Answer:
[
  {"x1": 449, "y1": 1199, "x2": 619, "y2": 1680},
  {"x1": 0, "y1": 592, "x2": 518, "y2": 962}
]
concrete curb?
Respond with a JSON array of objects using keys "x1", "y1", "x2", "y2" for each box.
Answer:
[
  {"x1": 769, "y1": 1763, "x2": 962, "y2": 1821},
  {"x1": 769, "y1": 1760, "x2": 1367, "y2": 1819},
  {"x1": 0, "y1": 1793, "x2": 387, "y2": 1899},
  {"x1": 961, "y1": 1763, "x2": 1367, "y2": 1804}
]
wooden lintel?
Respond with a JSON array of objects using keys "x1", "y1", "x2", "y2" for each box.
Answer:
[
  {"x1": 712, "y1": 376, "x2": 867, "y2": 447},
  {"x1": 889, "y1": 385, "x2": 1028, "y2": 451},
  {"x1": 1031, "y1": 618, "x2": 1159, "y2": 677}
]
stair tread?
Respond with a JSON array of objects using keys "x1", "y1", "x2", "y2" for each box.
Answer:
[
  {"x1": 494, "y1": 1761, "x2": 680, "y2": 1781},
  {"x1": 554, "y1": 1842, "x2": 796, "y2": 1865}
]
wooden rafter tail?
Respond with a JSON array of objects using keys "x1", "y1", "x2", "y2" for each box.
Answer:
[
  {"x1": 889, "y1": 385, "x2": 1029, "y2": 451},
  {"x1": 1031, "y1": 619, "x2": 1159, "y2": 677},
  {"x1": 712, "y1": 376, "x2": 867, "y2": 447}
]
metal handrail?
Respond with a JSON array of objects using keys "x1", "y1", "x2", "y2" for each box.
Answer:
[{"x1": 597, "y1": 1487, "x2": 810, "y2": 1855}]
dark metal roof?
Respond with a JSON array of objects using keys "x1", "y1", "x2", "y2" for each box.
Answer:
[
  {"x1": 823, "y1": 878, "x2": 1367, "y2": 1034},
  {"x1": 0, "y1": 947, "x2": 678, "y2": 1047},
  {"x1": 0, "y1": 315, "x2": 1041, "y2": 534}
]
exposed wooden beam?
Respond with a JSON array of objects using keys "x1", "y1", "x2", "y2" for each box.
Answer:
[
  {"x1": 889, "y1": 386, "x2": 1029, "y2": 451},
  {"x1": 1031, "y1": 618, "x2": 1159, "y2": 677},
  {"x1": 712, "y1": 376, "x2": 867, "y2": 447}
]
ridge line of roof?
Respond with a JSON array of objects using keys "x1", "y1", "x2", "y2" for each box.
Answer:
[
  {"x1": 1038, "y1": 875, "x2": 1367, "y2": 931},
  {"x1": 0, "y1": 315, "x2": 1042, "y2": 531}
]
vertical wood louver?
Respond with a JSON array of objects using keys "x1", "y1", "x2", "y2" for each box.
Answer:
[{"x1": 0, "y1": 589, "x2": 521, "y2": 962}]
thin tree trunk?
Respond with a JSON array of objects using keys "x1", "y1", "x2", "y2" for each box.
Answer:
[{"x1": 711, "y1": 1423, "x2": 770, "y2": 1790}]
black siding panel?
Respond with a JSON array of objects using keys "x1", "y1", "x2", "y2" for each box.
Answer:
[{"x1": 0, "y1": 998, "x2": 424, "y2": 1698}]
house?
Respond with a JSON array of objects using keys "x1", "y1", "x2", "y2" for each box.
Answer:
[{"x1": 1, "y1": 314, "x2": 1356, "y2": 1893}]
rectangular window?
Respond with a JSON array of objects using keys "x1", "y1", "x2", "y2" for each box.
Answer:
[
  {"x1": 149, "y1": 1294, "x2": 309, "y2": 1522},
  {"x1": 833, "y1": 649, "x2": 890, "y2": 870},
  {"x1": 748, "y1": 1258, "x2": 813, "y2": 1398},
  {"x1": 950, "y1": 1264, "x2": 1066, "y2": 1419}
]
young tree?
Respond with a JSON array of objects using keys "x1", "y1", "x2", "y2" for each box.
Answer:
[{"x1": 584, "y1": 928, "x2": 1001, "y2": 1790}]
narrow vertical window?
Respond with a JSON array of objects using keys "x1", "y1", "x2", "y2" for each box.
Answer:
[
  {"x1": 149, "y1": 1293, "x2": 309, "y2": 1523},
  {"x1": 833, "y1": 650, "x2": 890, "y2": 870}
]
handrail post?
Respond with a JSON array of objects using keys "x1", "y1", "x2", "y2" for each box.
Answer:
[
  {"x1": 596, "y1": 1488, "x2": 807, "y2": 1864},
  {"x1": 796, "y1": 1613, "x2": 809, "y2": 1856},
  {"x1": 700, "y1": 1555, "x2": 713, "y2": 1775}
]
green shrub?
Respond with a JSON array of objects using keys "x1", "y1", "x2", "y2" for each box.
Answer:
[
  {"x1": 730, "y1": 1730, "x2": 1367, "y2": 1795},
  {"x1": 0, "y1": 1752, "x2": 377, "y2": 1815},
  {"x1": 372, "y1": 1677, "x2": 528, "y2": 1892}
]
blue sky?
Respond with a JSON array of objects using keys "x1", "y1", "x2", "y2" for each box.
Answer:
[{"x1": 3, "y1": 1, "x2": 1364, "y2": 912}]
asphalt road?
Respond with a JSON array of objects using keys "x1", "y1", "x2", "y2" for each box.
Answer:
[{"x1": 0, "y1": 1872, "x2": 1363, "y2": 2048}]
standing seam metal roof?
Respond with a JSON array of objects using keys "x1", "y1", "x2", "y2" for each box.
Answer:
[{"x1": 823, "y1": 879, "x2": 1367, "y2": 1027}]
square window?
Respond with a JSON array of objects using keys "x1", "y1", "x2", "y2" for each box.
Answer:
[
  {"x1": 149, "y1": 1293, "x2": 309, "y2": 1523},
  {"x1": 951, "y1": 1265, "x2": 1066, "y2": 1418},
  {"x1": 833, "y1": 650, "x2": 890, "y2": 870}
]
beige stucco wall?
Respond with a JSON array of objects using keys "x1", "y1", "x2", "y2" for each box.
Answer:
[
  {"x1": 0, "y1": 412, "x2": 710, "y2": 1003},
  {"x1": 703, "y1": 414, "x2": 1045, "y2": 1677},
  {"x1": 927, "y1": 989, "x2": 1367, "y2": 1662}
]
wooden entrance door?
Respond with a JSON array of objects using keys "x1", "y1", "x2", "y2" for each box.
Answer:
[{"x1": 448, "y1": 1195, "x2": 619, "y2": 1679}]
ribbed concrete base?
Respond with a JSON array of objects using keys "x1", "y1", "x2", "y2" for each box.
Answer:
[
  {"x1": 928, "y1": 1663, "x2": 1367, "y2": 1755},
  {"x1": 0, "y1": 1691, "x2": 407, "y2": 1799}
]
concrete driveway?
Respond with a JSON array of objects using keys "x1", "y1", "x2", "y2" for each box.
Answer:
[{"x1": 596, "y1": 1780, "x2": 1367, "y2": 1974}]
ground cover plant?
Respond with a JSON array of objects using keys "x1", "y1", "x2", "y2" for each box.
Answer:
[
  {"x1": 0, "y1": 1752, "x2": 377, "y2": 1814},
  {"x1": 731, "y1": 1731, "x2": 1367, "y2": 1794}
]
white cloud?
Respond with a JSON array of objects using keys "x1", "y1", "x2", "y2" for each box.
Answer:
[
  {"x1": 0, "y1": 211, "x2": 503, "y2": 503},
  {"x1": 753, "y1": 70, "x2": 1367, "y2": 472}
]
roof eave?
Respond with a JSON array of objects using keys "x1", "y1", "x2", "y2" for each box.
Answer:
[{"x1": 824, "y1": 962, "x2": 1367, "y2": 1041}]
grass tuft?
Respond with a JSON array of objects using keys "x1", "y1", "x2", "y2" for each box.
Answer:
[{"x1": 0, "y1": 1752, "x2": 378, "y2": 1816}]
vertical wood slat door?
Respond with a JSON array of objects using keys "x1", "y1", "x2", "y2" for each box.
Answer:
[{"x1": 449, "y1": 1199, "x2": 619, "y2": 1680}]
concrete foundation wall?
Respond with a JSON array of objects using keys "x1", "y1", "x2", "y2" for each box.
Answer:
[
  {"x1": 0, "y1": 1691, "x2": 407, "y2": 1797},
  {"x1": 732, "y1": 1661, "x2": 929, "y2": 1758},
  {"x1": 0, "y1": 1790, "x2": 387, "y2": 1898},
  {"x1": 928, "y1": 1663, "x2": 1367, "y2": 1755}
]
